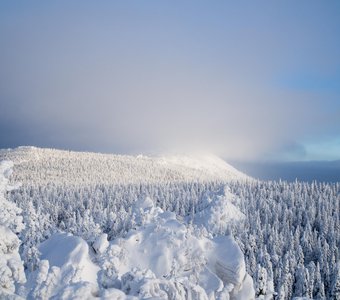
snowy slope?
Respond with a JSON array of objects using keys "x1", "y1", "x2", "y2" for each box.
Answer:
[
  {"x1": 0, "y1": 146, "x2": 249, "y2": 186},
  {"x1": 0, "y1": 147, "x2": 338, "y2": 299},
  {"x1": 0, "y1": 159, "x2": 255, "y2": 299}
]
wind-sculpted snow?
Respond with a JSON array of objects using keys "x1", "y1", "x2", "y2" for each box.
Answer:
[
  {"x1": 193, "y1": 187, "x2": 245, "y2": 235},
  {"x1": 96, "y1": 197, "x2": 254, "y2": 299},
  {"x1": 28, "y1": 198, "x2": 254, "y2": 299},
  {"x1": 26, "y1": 233, "x2": 100, "y2": 299}
]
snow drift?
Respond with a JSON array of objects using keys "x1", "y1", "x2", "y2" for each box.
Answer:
[
  {"x1": 94, "y1": 197, "x2": 254, "y2": 299},
  {"x1": 28, "y1": 197, "x2": 254, "y2": 299}
]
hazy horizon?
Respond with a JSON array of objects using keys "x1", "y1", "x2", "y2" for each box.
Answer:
[
  {"x1": 231, "y1": 159, "x2": 340, "y2": 183},
  {"x1": 1, "y1": 1, "x2": 340, "y2": 166},
  {"x1": 1, "y1": 145, "x2": 339, "y2": 182}
]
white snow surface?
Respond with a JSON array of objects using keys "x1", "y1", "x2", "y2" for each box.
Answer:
[
  {"x1": 0, "y1": 154, "x2": 255, "y2": 299},
  {"x1": 102, "y1": 199, "x2": 254, "y2": 299},
  {"x1": 0, "y1": 161, "x2": 26, "y2": 298},
  {"x1": 26, "y1": 197, "x2": 254, "y2": 299},
  {"x1": 0, "y1": 146, "x2": 249, "y2": 185},
  {"x1": 39, "y1": 233, "x2": 99, "y2": 284},
  {"x1": 193, "y1": 187, "x2": 245, "y2": 235}
]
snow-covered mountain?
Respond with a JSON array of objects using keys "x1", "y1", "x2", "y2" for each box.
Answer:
[
  {"x1": 0, "y1": 150, "x2": 255, "y2": 299},
  {"x1": 1, "y1": 147, "x2": 338, "y2": 299},
  {"x1": 0, "y1": 146, "x2": 249, "y2": 186}
]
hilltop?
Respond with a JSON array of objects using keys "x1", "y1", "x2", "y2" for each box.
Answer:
[{"x1": 0, "y1": 146, "x2": 249, "y2": 186}]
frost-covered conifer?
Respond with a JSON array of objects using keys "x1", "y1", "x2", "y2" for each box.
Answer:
[{"x1": 0, "y1": 161, "x2": 26, "y2": 297}]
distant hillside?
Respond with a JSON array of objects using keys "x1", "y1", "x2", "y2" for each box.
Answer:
[{"x1": 0, "y1": 146, "x2": 249, "y2": 186}]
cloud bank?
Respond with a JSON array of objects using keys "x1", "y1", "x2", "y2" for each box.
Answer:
[{"x1": 1, "y1": 1, "x2": 340, "y2": 160}]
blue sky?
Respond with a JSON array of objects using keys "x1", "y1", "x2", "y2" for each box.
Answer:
[{"x1": 0, "y1": 1, "x2": 340, "y2": 161}]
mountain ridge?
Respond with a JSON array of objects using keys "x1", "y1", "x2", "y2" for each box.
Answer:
[{"x1": 0, "y1": 146, "x2": 250, "y2": 186}]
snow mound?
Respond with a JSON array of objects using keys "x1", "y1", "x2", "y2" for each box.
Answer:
[
  {"x1": 26, "y1": 233, "x2": 100, "y2": 299},
  {"x1": 95, "y1": 197, "x2": 254, "y2": 299},
  {"x1": 194, "y1": 187, "x2": 245, "y2": 235},
  {"x1": 21, "y1": 195, "x2": 254, "y2": 299},
  {"x1": 39, "y1": 233, "x2": 99, "y2": 284}
]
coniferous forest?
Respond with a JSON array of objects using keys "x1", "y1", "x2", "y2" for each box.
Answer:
[
  {"x1": 8, "y1": 173, "x2": 339, "y2": 298},
  {"x1": 1, "y1": 148, "x2": 339, "y2": 299}
]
